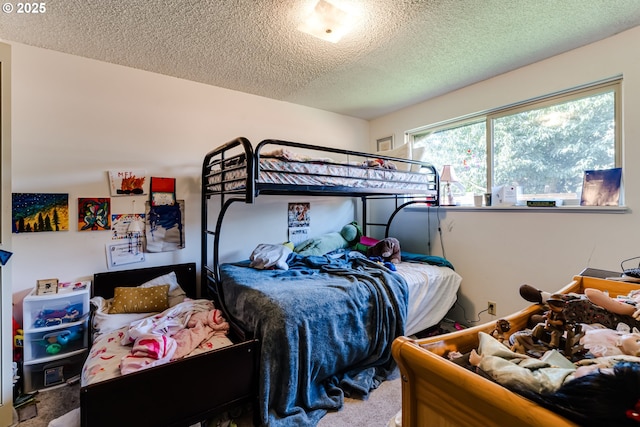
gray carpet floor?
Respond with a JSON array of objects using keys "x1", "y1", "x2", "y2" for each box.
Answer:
[{"x1": 12, "y1": 374, "x2": 401, "y2": 427}]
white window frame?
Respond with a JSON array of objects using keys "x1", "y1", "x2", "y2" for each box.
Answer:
[{"x1": 406, "y1": 76, "x2": 623, "y2": 210}]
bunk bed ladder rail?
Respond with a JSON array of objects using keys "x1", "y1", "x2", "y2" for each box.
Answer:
[{"x1": 201, "y1": 137, "x2": 255, "y2": 311}]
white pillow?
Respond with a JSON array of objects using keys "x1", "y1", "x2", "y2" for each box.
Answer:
[
  {"x1": 376, "y1": 143, "x2": 412, "y2": 171},
  {"x1": 137, "y1": 271, "x2": 186, "y2": 306},
  {"x1": 90, "y1": 296, "x2": 152, "y2": 338},
  {"x1": 250, "y1": 243, "x2": 292, "y2": 270},
  {"x1": 410, "y1": 147, "x2": 427, "y2": 172}
]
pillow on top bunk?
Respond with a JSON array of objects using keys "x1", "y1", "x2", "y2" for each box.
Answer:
[{"x1": 375, "y1": 143, "x2": 412, "y2": 172}]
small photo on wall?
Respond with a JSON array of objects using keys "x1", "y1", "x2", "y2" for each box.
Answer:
[
  {"x1": 78, "y1": 198, "x2": 111, "y2": 231},
  {"x1": 12, "y1": 193, "x2": 69, "y2": 233}
]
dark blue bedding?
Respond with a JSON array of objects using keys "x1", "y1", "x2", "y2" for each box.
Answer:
[{"x1": 219, "y1": 250, "x2": 408, "y2": 427}]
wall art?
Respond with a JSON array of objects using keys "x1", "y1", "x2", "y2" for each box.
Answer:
[
  {"x1": 12, "y1": 193, "x2": 69, "y2": 233},
  {"x1": 78, "y1": 197, "x2": 111, "y2": 231}
]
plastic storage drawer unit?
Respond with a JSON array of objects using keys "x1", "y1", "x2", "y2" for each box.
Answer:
[
  {"x1": 23, "y1": 323, "x2": 88, "y2": 361},
  {"x1": 23, "y1": 350, "x2": 87, "y2": 392},
  {"x1": 23, "y1": 290, "x2": 89, "y2": 330}
]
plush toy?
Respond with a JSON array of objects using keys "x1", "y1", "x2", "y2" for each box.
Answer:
[
  {"x1": 366, "y1": 237, "x2": 401, "y2": 264},
  {"x1": 295, "y1": 222, "x2": 362, "y2": 256}
]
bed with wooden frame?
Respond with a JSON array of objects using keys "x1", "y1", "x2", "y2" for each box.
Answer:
[
  {"x1": 79, "y1": 262, "x2": 258, "y2": 427},
  {"x1": 202, "y1": 137, "x2": 463, "y2": 426},
  {"x1": 391, "y1": 274, "x2": 640, "y2": 427}
]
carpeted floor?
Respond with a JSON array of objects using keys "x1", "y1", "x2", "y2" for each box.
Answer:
[
  {"x1": 13, "y1": 373, "x2": 401, "y2": 427},
  {"x1": 13, "y1": 382, "x2": 81, "y2": 427}
]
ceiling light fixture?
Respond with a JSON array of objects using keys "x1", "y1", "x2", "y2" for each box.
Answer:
[{"x1": 297, "y1": 0, "x2": 354, "y2": 43}]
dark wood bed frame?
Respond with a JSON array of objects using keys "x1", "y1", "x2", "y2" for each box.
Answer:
[{"x1": 80, "y1": 262, "x2": 259, "y2": 427}]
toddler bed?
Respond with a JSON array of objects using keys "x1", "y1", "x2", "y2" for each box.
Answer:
[
  {"x1": 79, "y1": 263, "x2": 258, "y2": 427},
  {"x1": 391, "y1": 274, "x2": 640, "y2": 427}
]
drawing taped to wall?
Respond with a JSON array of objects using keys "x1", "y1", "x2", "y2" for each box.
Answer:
[
  {"x1": 111, "y1": 213, "x2": 146, "y2": 240},
  {"x1": 12, "y1": 193, "x2": 69, "y2": 233},
  {"x1": 145, "y1": 200, "x2": 184, "y2": 252},
  {"x1": 108, "y1": 170, "x2": 147, "y2": 196},
  {"x1": 78, "y1": 198, "x2": 111, "y2": 231}
]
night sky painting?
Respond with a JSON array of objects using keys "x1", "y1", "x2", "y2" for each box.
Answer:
[{"x1": 12, "y1": 193, "x2": 69, "y2": 233}]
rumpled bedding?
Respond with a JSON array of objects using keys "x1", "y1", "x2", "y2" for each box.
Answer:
[
  {"x1": 219, "y1": 250, "x2": 408, "y2": 427},
  {"x1": 82, "y1": 299, "x2": 232, "y2": 386}
]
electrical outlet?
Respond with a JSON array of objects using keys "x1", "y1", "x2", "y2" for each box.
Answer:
[{"x1": 487, "y1": 301, "x2": 497, "y2": 316}]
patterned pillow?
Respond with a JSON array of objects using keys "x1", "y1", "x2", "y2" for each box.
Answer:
[{"x1": 109, "y1": 284, "x2": 170, "y2": 314}]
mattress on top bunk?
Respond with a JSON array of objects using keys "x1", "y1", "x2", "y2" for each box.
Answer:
[{"x1": 208, "y1": 156, "x2": 435, "y2": 193}]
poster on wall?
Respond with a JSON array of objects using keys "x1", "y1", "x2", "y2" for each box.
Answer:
[
  {"x1": 108, "y1": 170, "x2": 147, "y2": 196},
  {"x1": 12, "y1": 193, "x2": 69, "y2": 233},
  {"x1": 78, "y1": 198, "x2": 111, "y2": 231},
  {"x1": 145, "y1": 200, "x2": 185, "y2": 253},
  {"x1": 288, "y1": 202, "x2": 310, "y2": 246}
]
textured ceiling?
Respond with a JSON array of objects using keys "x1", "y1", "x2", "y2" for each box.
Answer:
[{"x1": 1, "y1": 0, "x2": 640, "y2": 119}]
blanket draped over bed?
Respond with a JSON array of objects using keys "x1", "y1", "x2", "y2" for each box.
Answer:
[{"x1": 220, "y1": 250, "x2": 409, "y2": 427}]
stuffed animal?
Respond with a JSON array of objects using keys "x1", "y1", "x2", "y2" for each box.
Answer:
[
  {"x1": 366, "y1": 237, "x2": 401, "y2": 264},
  {"x1": 295, "y1": 222, "x2": 362, "y2": 256}
]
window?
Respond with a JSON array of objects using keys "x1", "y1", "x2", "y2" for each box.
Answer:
[{"x1": 409, "y1": 78, "x2": 621, "y2": 207}]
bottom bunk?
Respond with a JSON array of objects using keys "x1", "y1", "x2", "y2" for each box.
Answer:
[
  {"x1": 80, "y1": 263, "x2": 258, "y2": 427},
  {"x1": 216, "y1": 245, "x2": 460, "y2": 427},
  {"x1": 392, "y1": 274, "x2": 640, "y2": 427}
]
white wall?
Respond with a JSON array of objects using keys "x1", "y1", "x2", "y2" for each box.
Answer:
[
  {"x1": 371, "y1": 26, "x2": 640, "y2": 325},
  {"x1": 8, "y1": 43, "x2": 369, "y2": 322}
]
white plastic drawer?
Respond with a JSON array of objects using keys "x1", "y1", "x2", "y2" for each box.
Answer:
[
  {"x1": 23, "y1": 289, "x2": 89, "y2": 330},
  {"x1": 23, "y1": 322, "x2": 87, "y2": 361}
]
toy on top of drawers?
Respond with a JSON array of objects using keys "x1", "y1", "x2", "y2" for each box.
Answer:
[{"x1": 23, "y1": 281, "x2": 90, "y2": 330}]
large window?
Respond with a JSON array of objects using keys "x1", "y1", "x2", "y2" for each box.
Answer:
[{"x1": 409, "y1": 78, "x2": 621, "y2": 206}]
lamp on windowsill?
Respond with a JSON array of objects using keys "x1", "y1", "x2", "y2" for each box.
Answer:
[{"x1": 440, "y1": 165, "x2": 460, "y2": 206}]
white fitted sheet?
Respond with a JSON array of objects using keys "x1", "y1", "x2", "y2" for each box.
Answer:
[{"x1": 395, "y1": 262, "x2": 462, "y2": 336}]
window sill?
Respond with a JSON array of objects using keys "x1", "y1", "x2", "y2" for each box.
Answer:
[{"x1": 408, "y1": 205, "x2": 629, "y2": 213}]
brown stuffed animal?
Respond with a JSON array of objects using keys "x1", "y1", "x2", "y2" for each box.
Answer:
[{"x1": 366, "y1": 237, "x2": 401, "y2": 264}]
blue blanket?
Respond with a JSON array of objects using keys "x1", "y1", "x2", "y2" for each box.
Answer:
[{"x1": 219, "y1": 250, "x2": 408, "y2": 426}]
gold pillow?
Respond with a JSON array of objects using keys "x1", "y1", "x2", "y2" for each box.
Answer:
[{"x1": 109, "y1": 284, "x2": 170, "y2": 314}]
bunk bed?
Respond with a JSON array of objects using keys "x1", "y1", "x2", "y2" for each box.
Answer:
[
  {"x1": 201, "y1": 137, "x2": 460, "y2": 426},
  {"x1": 79, "y1": 263, "x2": 258, "y2": 427}
]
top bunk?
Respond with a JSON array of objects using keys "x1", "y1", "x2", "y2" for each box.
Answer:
[{"x1": 201, "y1": 137, "x2": 440, "y2": 203}]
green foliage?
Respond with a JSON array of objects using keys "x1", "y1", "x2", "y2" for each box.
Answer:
[{"x1": 414, "y1": 91, "x2": 615, "y2": 198}]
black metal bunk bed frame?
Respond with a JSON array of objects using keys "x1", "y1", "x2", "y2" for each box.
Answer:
[{"x1": 201, "y1": 137, "x2": 439, "y2": 335}]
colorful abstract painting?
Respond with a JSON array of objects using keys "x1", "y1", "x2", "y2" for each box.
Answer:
[
  {"x1": 78, "y1": 198, "x2": 111, "y2": 231},
  {"x1": 12, "y1": 193, "x2": 69, "y2": 233}
]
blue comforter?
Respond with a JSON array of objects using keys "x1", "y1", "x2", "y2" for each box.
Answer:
[{"x1": 219, "y1": 250, "x2": 408, "y2": 426}]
